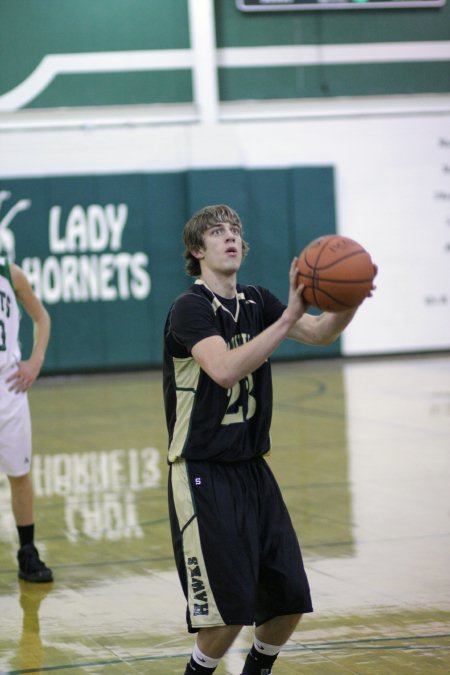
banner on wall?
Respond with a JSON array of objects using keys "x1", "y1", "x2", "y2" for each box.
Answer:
[
  {"x1": 0, "y1": 167, "x2": 338, "y2": 373},
  {"x1": 236, "y1": 0, "x2": 446, "y2": 10}
]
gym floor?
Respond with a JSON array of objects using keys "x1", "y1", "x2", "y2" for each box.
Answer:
[{"x1": 0, "y1": 353, "x2": 449, "y2": 674}]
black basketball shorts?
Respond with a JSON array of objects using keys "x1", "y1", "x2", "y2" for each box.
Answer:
[{"x1": 168, "y1": 456, "x2": 313, "y2": 633}]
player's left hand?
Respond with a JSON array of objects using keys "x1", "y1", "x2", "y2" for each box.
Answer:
[
  {"x1": 286, "y1": 257, "x2": 309, "y2": 321},
  {"x1": 6, "y1": 360, "x2": 40, "y2": 394},
  {"x1": 366, "y1": 264, "x2": 378, "y2": 298}
]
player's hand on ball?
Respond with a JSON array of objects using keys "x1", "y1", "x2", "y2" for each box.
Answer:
[
  {"x1": 287, "y1": 258, "x2": 309, "y2": 321},
  {"x1": 297, "y1": 235, "x2": 377, "y2": 312},
  {"x1": 367, "y1": 264, "x2": 378, "y2": 297}
]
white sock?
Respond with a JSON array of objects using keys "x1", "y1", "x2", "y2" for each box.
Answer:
[
  {"x1": 192, "y1": 643, "x2": 221, "y2": 669},
  {"x1": 253, "y1": 638, "x2": 281, "y2": 657}
]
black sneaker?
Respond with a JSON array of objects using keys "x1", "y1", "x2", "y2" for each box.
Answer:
[{"x1": 17, "y1": 543, "x2": 53, "y2": 583}]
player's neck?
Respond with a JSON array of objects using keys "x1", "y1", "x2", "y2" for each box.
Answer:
[{"x1": 199, "y1": 270, "x2": 237, "y2": 299}]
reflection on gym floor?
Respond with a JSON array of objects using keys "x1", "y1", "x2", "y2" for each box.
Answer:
[{"x1": 0, "y1": 354, "x2": 449, "y2": 674}]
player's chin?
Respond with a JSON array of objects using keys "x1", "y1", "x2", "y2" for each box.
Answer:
[{"x1": 224, "y1": 256, "x2": 241, "y2": 269}]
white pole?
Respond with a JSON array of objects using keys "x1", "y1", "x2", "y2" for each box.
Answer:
[{"x1": 188, "y1": 0, "x2": 219, "y2": 125}]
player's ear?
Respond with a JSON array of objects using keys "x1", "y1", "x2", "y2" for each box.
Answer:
[{"x1": 190, "y1": 248, "x2": 204, "y2": 260}]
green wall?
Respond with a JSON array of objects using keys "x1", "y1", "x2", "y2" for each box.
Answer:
[
  {"x1": 0, "y1": 0, "x2": 191, "y2": 106},
  {"x1": 217, "y1": 0, "x2": 450, "y2": 45},
  {"x1": 3, "y1": 167, "x2": 338, "y2": 373},
  {"x1": 1, "y1": 0, "x2": 448, "y2": 108},
  {"x1": 215, "y1": 1, "x2": 450, "y2": 99}
]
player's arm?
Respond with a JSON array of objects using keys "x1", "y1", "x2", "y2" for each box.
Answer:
[
  {"x1": 192, "y1": 320, "x2": 294, "y2": 390},
  {"x1": 192, "y1": 259, "x2": 308, "y2": 389},
  {"x1": 7, "y1": 264, "x2": 51, "y2": 392},
  {"x1": 287, "y1": 259, "x2": 377, "y2": 345},
  {"x1": 287, "y1": 307, "x2": 358, "y2": 346}
]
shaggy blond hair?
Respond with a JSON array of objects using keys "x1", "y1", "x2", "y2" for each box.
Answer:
[{"x1": 183, "y1": 204, "x2": 250, "y2": 277}]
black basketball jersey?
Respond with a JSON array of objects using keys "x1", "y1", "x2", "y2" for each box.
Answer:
[{"x1": 163, "y1": 280, "x2": 286, "y2": 463}]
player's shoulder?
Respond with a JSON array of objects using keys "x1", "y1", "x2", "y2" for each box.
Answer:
[
  {"x1": 175, "y1": 282, "x2": 210, "y2": 304},
  {"x1": 8, "y1": 262, "x2": 26, "y2": 287},
  {"x1": 169, "y1": 283, "x2": 212, "y2": 316},
  {"x1": 0, "y1": 256, "x2": 14, "y2": 284},
  {"x1": 237, "y1": 283, "x2": 273, "y2": 305}
]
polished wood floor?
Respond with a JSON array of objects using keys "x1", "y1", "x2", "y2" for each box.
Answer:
[{"x1": 1, "y1": 354, "x2": 449, "y2": 674}]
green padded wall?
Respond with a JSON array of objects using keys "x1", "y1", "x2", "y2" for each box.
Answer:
[{"x1": 2, "y1": 167, "x2": 338, "y2": 373}]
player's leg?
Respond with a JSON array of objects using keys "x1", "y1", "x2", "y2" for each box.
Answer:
[
  {"x1": 9, "y1": 472, "x2": 34, "y2": 524},
  {"x1": 8, "y1": 473, "x2": 53, "y2": 583},
  {"x1": 169, "y1": 459, "x2": 262, "y2": 674},
  {"x1": 255, "y1": 613, "x2": 302, "y2": 645},
  {"x1": 241, "y1": 613, "x2": 303, "y2": 675},
  {"x1": 197, "y1": 624, "x2": 244, "y2": 656},
  {"x1": 1, "y1": 387, "x2": 52, "y2": 583},
  {"x1": 185, "y1": 624, "x2": 243, "y2": 674},
  {"x1": 241, "y1": 459, "x2": 312, "y2": 675}
]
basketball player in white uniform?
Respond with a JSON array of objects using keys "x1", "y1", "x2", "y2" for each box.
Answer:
[{"x1": 0, "y1": 256, "x2": 52, "y2": 582}]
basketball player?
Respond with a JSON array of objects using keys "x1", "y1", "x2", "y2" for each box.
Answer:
[
  {"x1": 163, "y1": 205, "x2": 374, "y2": 675},
  {"x1": 0, "y1": 256, "x2": 52, "y2": 582}
]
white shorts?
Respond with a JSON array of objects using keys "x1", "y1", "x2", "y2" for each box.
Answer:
[{"x1": 0, "y1": 365, "x2": 32, "y2": 476}]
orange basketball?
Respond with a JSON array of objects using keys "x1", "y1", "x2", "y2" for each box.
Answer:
[{"x1": 297, "y1": 235, "x2": 377, "y2": 312}]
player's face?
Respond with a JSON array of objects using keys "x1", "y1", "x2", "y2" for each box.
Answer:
[{"x1": 198, "y1": 222, "x2": 243, "y2": 273}]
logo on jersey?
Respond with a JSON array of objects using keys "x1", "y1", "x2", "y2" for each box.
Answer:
[
  {"x1": 228, "y1": 332, "x2": 251, "y2": 349},
  {"x1": 0, "y1": 287, "x2": 12, "y2": 319},
  {"x1": 187, "y1": 556, "x2": 209, "y2": 616}
]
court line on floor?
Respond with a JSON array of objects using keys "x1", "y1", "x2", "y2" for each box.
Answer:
[
  {"x1": 2, "y1": 633, "x2": 450, "y2": 675},
  {"x1": 4, "y1": 529, "x2": 448, "y2": 578},
  {"x1": 0, "y1": 554, "x2": 174, "y2": 579}
]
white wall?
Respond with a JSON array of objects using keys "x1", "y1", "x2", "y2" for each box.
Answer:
[{"x1": 1, "y1": 96, "x2": 449, "y2": 355}]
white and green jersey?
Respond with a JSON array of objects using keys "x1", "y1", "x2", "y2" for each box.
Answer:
[{"x1": 0, "y1": 257, "x2": 21, "y2": 372}]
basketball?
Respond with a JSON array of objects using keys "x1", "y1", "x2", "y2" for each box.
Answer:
[{"x1": 297, "y1": 235, "x2": 377, "y2": 312}]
